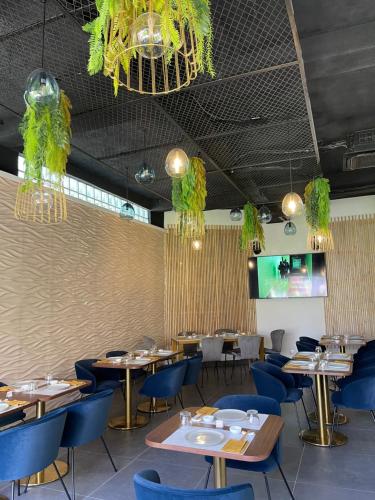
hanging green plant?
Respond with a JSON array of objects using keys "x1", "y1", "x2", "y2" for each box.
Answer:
[
  {"x1": 240, "y1": 202, "x2": 265, "y2": 252},
  {"x1": 304, "y1": 177, "x2": 334, "y2": 251},
  {"x1": 83, "y1": 0, "x2": 215, "y2": 96},
  {"x1": 172, "y1": 156, "x2": 207, "y2": 240},
  {"x1": 15, "y1": 91, "x2": 72, "y2": 223}
]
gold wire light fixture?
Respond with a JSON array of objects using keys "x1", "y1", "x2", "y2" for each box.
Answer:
[
  {"x1": 15, "y1": 0, "x2": 71, "y2": 224},
  {"x1": 83, "y1": 0, "x2": 215, "y2": 96},
  {"x1": 281, "y1": 120, "x2": 303, "y2": 218}
]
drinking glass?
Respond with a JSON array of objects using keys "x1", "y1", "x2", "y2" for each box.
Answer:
[
  {"x1": 247, "y1": 409, "x2": 261, "y2": 428},
  {"x1": 289, "y1": 348, "x2": 296, "y2": 358},
  {"x1": 315, "y1": 346, "x2": 322, "y2": 354},
  {"x1": 45, "y1": 373, "x2": 53, "y2": 385},
  {"x1": 179, "y1": 410, "x2": 191, "y2": 426}
]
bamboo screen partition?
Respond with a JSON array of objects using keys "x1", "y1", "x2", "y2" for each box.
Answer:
[
  {"x1": 324, "y1": 215, "x2": 375, "y2": 338},
  {"x1": 164, "y1": 226, "x2": 256, "y2": 344}
]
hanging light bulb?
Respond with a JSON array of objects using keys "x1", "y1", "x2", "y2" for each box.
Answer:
[
  {"x1": 165, "y1": 148, "x2": 189, "y2": 178},
  {"x1": 192, "y1": 239, "x2": 202, "y2": 251},
  {"x1": 252, "y1": 240, "x2": 262, "y2": 255},
  {"x1": 120, "y1": 202, "x2": 135, "y2": 220},
  {"x1": 282, "y1": 192, "x2": 304, "y2": 217},
  {"x1": 135, "y1": 164, "x2": 156, "y2": 185},
  {"x1": 284, "y1": 221, "x2": 297, "y2": 236},
  {"x1": 131, "y1": 12, "x2": 170, "y2": 60},
  {"x1": 32, "y1": 189, "x2": 53, "y2": 213},
  {"x1": 229, "y1": 208, "x2": 242, "y2": 222},
  {"x1": 258, "y1": 205, "x2": 272, "y2": 224},
  {"x1": 24, "y1": 68, "x2": 60, "y2": 108}
]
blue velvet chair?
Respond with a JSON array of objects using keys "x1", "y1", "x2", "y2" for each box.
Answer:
[
  {"x1": 336, "y1": 363, "x2": 375, "y2": 389},
  {"x1": 60, "y1": 389, "x2": 116, "y2": 499},
  {"x1": 0, "y1": 408, "x2": 70, "y2": 500},
  {"x1": 204, "y1": 395, "x2": 294, "y2": 500},
  {"x1": 139, "y1": 362, "x2": 187, "y2": 413},
  {"x1": 182, "y1": 355, "x2": 206, "y2": 406},
  {"x1": 296, "y1": 340, "x2": 316, "y2": 352},
  {"x1": 75, "y1": 359, "x2": 122, "y2": 394},
  {"x1": 0, "y1": 382, "x2": 26, "y2": 427},
  {"x1": 266, "y1": 353, "x2": 316, "y2": 408},
  {"x1": 299, "y1": 336, "x2": 319, "y2": 346},
  {"x1": 134, "y1": 469, "x2": 254, "y2": 500},
  {"x1": 251, "y1": 361, "x2": 310, "y2": 431}
]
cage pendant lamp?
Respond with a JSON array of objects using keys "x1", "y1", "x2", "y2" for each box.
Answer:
[{"x1": 15, "y1": 183, "x2": 67, "y2": 224}]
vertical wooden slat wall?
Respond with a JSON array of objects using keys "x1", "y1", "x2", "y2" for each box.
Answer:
[
  {"x1": 164, "y1": 225, "x2": 256, "y2": 344},
  {"x1": 324, "y1": 215, "x2": 375, "y2": 338}
]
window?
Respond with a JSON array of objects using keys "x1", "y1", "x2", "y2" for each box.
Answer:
[{"x1": 18, "y1": 156, "x2": 150, "y2": 224}]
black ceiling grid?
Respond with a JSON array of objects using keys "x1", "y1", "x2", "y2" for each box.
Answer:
[{"x1": 0, "y1": 0, "x2": 322, "y2": 215}]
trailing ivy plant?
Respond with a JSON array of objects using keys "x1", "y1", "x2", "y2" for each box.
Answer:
[
  {"x1": 304, "y1": 177, "x2": 334, "y2": 250},
  {"x1": 240, "y1": 202, "x2": 265, "y2": 252},
  {"x1": 19, "y1": 91, "x2": 72, "y2": 191},
  {"x1": 172, "y1": 156, "x2": 207, "y2": 240},
  {"x1": 83, "y1": 0, "x2": 215, "y2": 96}
]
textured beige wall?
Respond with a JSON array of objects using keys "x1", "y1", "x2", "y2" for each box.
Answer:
[{"x1": 0, "y1": 174, "x2": 165, "y2": 381}]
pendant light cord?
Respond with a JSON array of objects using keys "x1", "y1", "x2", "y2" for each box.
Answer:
[
  {"x1": 288, "y1": 118, "x2": 293, "y2": 192},
  {"x1": 41, "y1": 0, "x2": 47, "y2": 67}
]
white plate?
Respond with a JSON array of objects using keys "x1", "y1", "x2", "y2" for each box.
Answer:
[
  {"x1": 49, "y1": 383, "x2": 71, "y2": 390},
  {"x1": 290, "y1": 360, "x2": 311, "y2": 365},
  {"x1": 214, "y1": 409, "x2": 247, "y2": 422},
  {"x1": 0, "y1": 402, "x2": 9, "y2": 413},
  {"x1": 185, "y1": 429, "x2": 226, "y2": 446},
  {"x1": 107, "y1": 357, "x2": 123, "y2": 362}
]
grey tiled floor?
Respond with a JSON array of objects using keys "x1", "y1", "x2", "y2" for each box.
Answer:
[{"x1": 1, "y1": 369, "x2": 375, "y2": 499}]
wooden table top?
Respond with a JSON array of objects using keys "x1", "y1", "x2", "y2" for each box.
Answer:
[
  {"x1": 283, "y1": 360, "x2": 353, "y2": 377},
  {"x1": 93, "y1": 351, "x2": 182, "y2": 370},
  {"x1": 320, "y1": 336, "x2": 366, "y2": 347},
  {"x1": 173, "y1": 335, "x2": 263, "y2": 344},
  {"x1": 0, "y1": 392, "x2": 38, "y2": 420},
  {"x1": 145, "y1": 407, "x2": 284, "y2": 462}
]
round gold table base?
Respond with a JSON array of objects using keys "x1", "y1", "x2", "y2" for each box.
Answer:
[
  {"x1": 109, "y1": 414, "x2": 149, "y2": 431},
  {"x1": 308, "y1": 411, "x2": 348, "y2": 426},
  {"x1": 0, "y1": 495, "x2": 9, "y2": 500},
  {"x1": 20, "y1": 460, "x2": 68, "y2": 486},
  {"x1": 300, "y1": 429, "x2": 348, "y2": 447},
  {"x1": 137, "y1": 400, "x2": 171, "y2": 414}
]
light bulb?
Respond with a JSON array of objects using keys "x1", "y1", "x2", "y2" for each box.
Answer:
[
  {"x1": 281, "y1": 192, "x2": 303, "y2": 217},
  {"x1": 165, "y1": 148, "x2": 189, "y2": 178},
  {"x1": 32, "y1": 190, "x2": 53, "y2": 214},
  {"x1": 192, "y1": 239, "x2": 202, "y2": 251},
  {"x1": 131, "y1": 12, "x2": 170, "y2": 59}
]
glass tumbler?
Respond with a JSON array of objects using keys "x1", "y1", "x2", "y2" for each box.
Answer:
[{"x1": 179, "y1": 410, "x2": 192, "y2": 426}]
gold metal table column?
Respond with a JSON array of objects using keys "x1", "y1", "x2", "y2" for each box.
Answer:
[
  {"x1": 137, "y1": 362, "x2": 171, "y2": 414},
  {"x1": 213, "y1": 457, "x2": 227, "y2": 488},
  {"x1": 21, "y1": 401, "x2": 68, "y2": 486},
  {"x1": 109, "y1": 368, "x2": 148, "y2": 430},
  {"x1": 300, "y1": 373, "x2": 347, "y2": 447}
]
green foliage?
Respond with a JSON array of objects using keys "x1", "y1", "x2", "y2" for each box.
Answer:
[
  {"x1": 304, "y1": 177, "x2": 331, "y2": 231},
  {"x1": 171, "y1": 157, "x2": 207, "y2": 240},
  {"x1": 83, "y1": 0, "x2": 215, "y2": 95},
  {"x1": 240, "y1": 202, "x2": 265, "y2": 252},
  {"x1": 19, "y1": 91, "x2": 72, "y2": 191}
]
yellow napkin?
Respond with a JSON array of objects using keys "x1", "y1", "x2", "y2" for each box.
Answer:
[
  {"x1": 287, "y1": 363, "x2": 310, "y2": 370},
  {"x1": 196, "y1": 407, "x2": 218, "y2": 416},
  {"x1": 65, "y1": 380, "x2": 86, "y2": 386},
  {"x1": 221, "y1": 438, "x2": 250, "y2": 454},
  {"x1": 0, "y1": 386, "x2": 12, "y2": 392},
  {"x1": 3, "y1": 399, "x2": 29, "y2": 407}
]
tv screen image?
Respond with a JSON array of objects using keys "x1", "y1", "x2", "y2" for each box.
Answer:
[{"x1": 248, "y1": 253, "x2": 328, "y2": 299}]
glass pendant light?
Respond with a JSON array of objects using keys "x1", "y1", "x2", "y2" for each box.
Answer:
[
  {"x1": 229, "y1": 208, "x2": 242, "y2": 222},
  {"x1": 131, "y1": 12, "x2": 170, "y2": 60},
  {"x1": 135, "y1": 130, "x2": 155, "y2": 185},
  {"x1": 24, "y1": 1, "x2": 60, "y2": 108},
  {"x1": 192, "y1": 239, "x2": 202, "y2": 250},
  {"x1": 258, "y1": 205, "x2": 272, "y2": 224},
  {"x1": 120, "y1": 167, "x2": 135, "y2": 220},
  {"x1": 284, "y1": 220, "x2": 297, "y2": 236},
  {"x1": 282, "y1": 120, "x2": 303, "y2": 217},
  {"x1": 165, "y1": 148, "x2": 189, "y2": 178}
]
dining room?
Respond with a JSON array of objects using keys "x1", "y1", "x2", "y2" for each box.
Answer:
[{"x1": 1, "y1": 1, "x2": 375, "y2": 500}]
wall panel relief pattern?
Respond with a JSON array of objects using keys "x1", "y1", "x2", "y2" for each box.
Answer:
[
  {"x1": 0, "y1": 175, "x2": 165, "y2": 380},
  {"x1": 164, "y1": 226, "x2": 256, "y2": 344},
  {"x1": 324, "y1": 215, "x2": 375, "y2": 338}
]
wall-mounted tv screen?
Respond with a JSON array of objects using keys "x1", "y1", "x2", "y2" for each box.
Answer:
[{"x1": 248, "y1": 253, "x2": 328, "y2": 299}]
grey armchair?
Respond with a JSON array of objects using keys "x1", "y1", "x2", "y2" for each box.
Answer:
[
  {"x1": 201, "y1": 337, "x2": 225, "y2": 384},
  {"x1": 233, "y1": 335, "x2": 261, "y2": 383},
  {"x1": 264, "y1": 329, "x2": 285, "y2": 355}
]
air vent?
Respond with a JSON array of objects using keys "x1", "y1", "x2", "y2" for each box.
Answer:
[{"x1": 343, "y1": 152, "x2": 375, "y2": 171}]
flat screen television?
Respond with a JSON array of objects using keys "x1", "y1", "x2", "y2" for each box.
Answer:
[{"x1": 248, "y1": 253, "x2": 328, "y2": 299}]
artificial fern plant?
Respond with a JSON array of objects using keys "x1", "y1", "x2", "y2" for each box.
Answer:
[
  {"x1": 240, "y1": 202, "x2": 265, "y2": 253},
  {"x1": 304, "y1": 177, "x2": 334, "y2": 250},
  {"x1": 172, "y1": 156, "x2": 207, "y2": 240}
]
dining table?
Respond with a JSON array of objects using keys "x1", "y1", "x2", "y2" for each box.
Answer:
[
  {"x1": 319, "y1": 335, "x2": 366, "y2": 353},
  {"x1": 145, "y1": 406, "x2": 284, "y2": 488},
  {"x1": 283, "y1": 352, "x2": 353, "y2": 447},
  {"x1": 171, "y1": 333, "x2": 265, "y2": 360},
  {"x1": 0, "y1": 378, "x2": 91, "y2": 488},
  {"x1": 93, "y1": 349, "x2": 182, "y2": 431}
]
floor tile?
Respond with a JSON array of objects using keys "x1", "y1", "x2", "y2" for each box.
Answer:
[{"x1": 293, "y1": 481, "x2": 375, "y2": 500}]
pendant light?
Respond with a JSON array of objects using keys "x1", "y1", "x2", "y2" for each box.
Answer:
[
  {"x1": 229, "y1": 208, "x2": 242, "y2": 222},
  {"x1": 284, "y1": 220, "x2": 297, "y2": 236},
  {"x1": 282, "y1": 120, "x2": 303, "y2": 218},
  {"x1": 135, "y1": 129, "x2": 156, "y2": 185},
  {"x1": 258, "y1": 205, "x2": 272, "y2": 224},
  {"x1": 165, "y1": 148, "x2": 189, "y2": 178},
  {"x1": 120, "y1": 168, "x2": 135, "y2": 220},
  {"x1": 192, "y1": 239, "x2": 203, "y2": 251},
  {"x1": 24, "y1": 0, "x2": 60, "y2": 108}
]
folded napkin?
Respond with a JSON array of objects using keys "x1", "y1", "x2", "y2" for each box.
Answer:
[
  {"x1": 3, "y1": 399, "x2": 29, "y2": 407},
  {"x1": 221, "y1": 438, "x2": 250, "y2": 454},
  {"x1": 0, "y1": 386, "x2": 13, "y2": 392},
  {"x1": 287, "y1": 363, "x2": 312, "y2": 370},
  {"x1": 65, "y1": 380, "x2": 86, "y2": 387},
  {"x1": 196, "y1": 406, "x2": 218, "y2": 416}
]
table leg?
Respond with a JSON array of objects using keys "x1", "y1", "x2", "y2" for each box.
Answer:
[
  {"x1": 340, "y1": 345, "x2": 346, "y2": 354},
  {"x1": 259, "y1": 337, "x2": 265, "y2": 361},
  {"x1": 300, "y1": 374, "x2": 347, "y2": 447},
  {"x1": 109, "y1": 368, "x2": 148, "y2": 430},
  {"x1": 213, "y1": 457, "x2": 227, "y2": 488},
  {"x1": 21, "y1": 401, "x2": 68, "y2": 486},
  {"x1": 137, "y1": 364, "x2": 171, "y2": 414}
]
